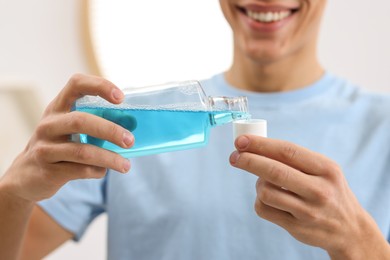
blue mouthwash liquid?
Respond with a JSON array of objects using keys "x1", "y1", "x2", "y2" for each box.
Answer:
[{"x1": 76, "y1": 107, "x2": 249, "y2": 158}]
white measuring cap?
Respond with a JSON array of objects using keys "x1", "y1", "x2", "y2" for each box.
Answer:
[{"x1": 233, "y1": 119, "x2": 267, "y2": 139}]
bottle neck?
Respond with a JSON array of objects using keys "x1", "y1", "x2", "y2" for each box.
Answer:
[
  {"x1": 208, "y1": 96, "x2": 250, "y2": 126},
  {"x1": 208, "y1": 96, "x2": 248, "y2": 113}
]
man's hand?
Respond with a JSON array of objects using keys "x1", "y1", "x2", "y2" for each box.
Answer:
[
  {"x1": 1, "y1": 74, "x2": 134, "y2": 202},
  {"x1": 230, "y1": 135, "x2": 390, "y2": 259}
]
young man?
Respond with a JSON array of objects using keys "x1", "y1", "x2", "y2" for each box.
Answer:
[{"x1": 1, "y1": 0, "x2": 390, "y2": 259}]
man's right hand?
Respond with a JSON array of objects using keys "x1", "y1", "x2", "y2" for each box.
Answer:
[{"x1": 0, "y1": 73, "x2": 134, "y2": 203}]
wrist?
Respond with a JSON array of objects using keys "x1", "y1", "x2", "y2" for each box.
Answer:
[
  {"x1": 328, "y1": 210, "x2": 390, "y2": 260},
  {"x1": 0, "y1": 176, "x2": 35, "y2": 209}
]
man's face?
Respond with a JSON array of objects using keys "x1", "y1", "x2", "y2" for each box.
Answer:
[{"x1": 219, "y1": 0, "x2": 327, "y2": 64}]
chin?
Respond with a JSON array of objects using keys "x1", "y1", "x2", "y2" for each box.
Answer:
[{"x1": 244, "y1": 44, "x2": 286, "y2": 65}]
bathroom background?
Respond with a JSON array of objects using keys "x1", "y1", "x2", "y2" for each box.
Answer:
[{"x1": 1, "y1": 0, "x2": 389, "y2": 259}]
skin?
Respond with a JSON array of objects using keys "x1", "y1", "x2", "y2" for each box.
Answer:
[
  {"x1": 219, "y1": 0, "x2": 325, "y2": 92},
  {"x1": 220, "y1": 0, "x2": 390, "y2": 258},
  {"x1": 0, "y1": 0, "x2": 389, "y2": 259},
  {"x1": 230, "y1": 136, "x2": 390, "y2": 259},
  {"x1": 0, "y1": 74, "x2": 133, "y2": 259}
]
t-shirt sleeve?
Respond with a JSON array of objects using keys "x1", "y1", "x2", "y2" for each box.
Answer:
[
  {"x1": 388, "y1": 228, "x2": 390, "y2": 243},
  {"x1": 38, "y1": 176, "x2": 107, "y2": 241}
]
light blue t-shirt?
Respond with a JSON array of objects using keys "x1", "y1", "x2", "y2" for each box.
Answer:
[{"x1": 39, "y1": 72, "x2": 390, "y2": 259}]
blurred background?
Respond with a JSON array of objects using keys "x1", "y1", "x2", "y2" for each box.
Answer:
[{"x1": 0, "y1": 0, "x2": 389, "y2": 259}]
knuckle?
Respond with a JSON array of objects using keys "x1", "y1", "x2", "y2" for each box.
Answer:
[
  {"x1": 44, "y1": 100, "x2": 56, "y2": 114},
  {"x1": 34, "y1": 120, "x2": 51, "y2": 139},
  {"x1": 80, "y1": 166, "x2": 94, "y2": 179},
  {"x1": 268, "y1": 164, "x2": 288, "y2": 185},
  {"x1": 82, "y1": 166, "x2": 107, "y2": 179},
  {"x1": 95, "y1": 77, "x2": 109, "y2": 88},
  {"x1": 322, "y1": 160, "x2": 342, "y2": 178},
  {"x1": 242, "y1": 153, "x2": 257, "y2": 170},
  {"x1": 245, "y1": 155, "x2": 255, "y2": 168},
  {"x1": 32, "y1": 144, "x2": 51, "y2": 162},
  {"x1": 93, "y1": 120, "x2": 121, "y2": 144},
  {"x1": 300, "y1": 207, "x2": 320, "y2": 222},
  {"x1": 258, "y1": 187, "x2": 272, "y2": 204},
  {"x1": 67, "y1": 73, "x2": 84, "y2": 86},
  {"x1": 238, "y1": 152, "x2": 254, "y2": 168},
  {"x1": 254, "y1": 199, "x2": 272, "y2": 221},
  {"x1": 255, "y1": 178, "x2": 261, "y2": 190},
  {"x1": 112, "y1": 155, "x2": 124, "y2": 170},
  {"x1": 73, "y1": 145, "x2": 92, "y2": 161},
  {"x1": 89, "y1": 76, "x2": 111, "y2": 91},
  {"x1": 40, "y1": 166, "x2": 59, "y2": 184},
  {"x1": 68, "y1": 112, "x2": 87, "y2": 132},
  {"x1": 281, "y1": 143, "x2": 299, "y2": 161},
  {"x1": 313, "y1": 187, "x2": 333, "y2": 205},
  {"x1": 253, "y1": 142, "x2": 266, "y2": 153},
  {"x1": 289, "y1": 227, "x2": 311, "y2": 243},
  {"x1": 107, "y1": 122, "x2": 122, "y2": 141},
  {"x1": 257, "y1": 181, "x2": 272, "y2": 203},
  {"x1": 254, "y1": 198, "x2": 265, "y2": 217}
]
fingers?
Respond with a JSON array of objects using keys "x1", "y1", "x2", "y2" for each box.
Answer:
[
  {"x1": 231, "y1": 135, "x2": 363, "y2": 252},
  {"x1": 229, "y1": 135, "x2": 341, "y2": 197},
  {"x1": 233, "y1": 135, "x2": 337, "y2": 176},
  {"x1": 50, "y1": 74, "x2": 124, "y2": 113},
  {"x1": 36, "y1": 74, "x2": 133, "y2": 175},
  {"x1": 1, "y1": 74, "x2": 131, "y2": 202},
  {"x1": 256, "y1": 178, "x2": 306, "y2": 216},
  {"x1": 231, "y1": 150, "x2": 314, "y2": 197},
  {"x1": 47, "y1": 162, "x2": 109, "y2": 183},
  {"x1": 34, "y1": 141, "x2": 131, "y2": 173},
  {"x1": 37, "y1": 111, "x2": 134, "y2": 148},
  {"x1": 254, "y1": 196, "x2": 294, "y2": 229}
]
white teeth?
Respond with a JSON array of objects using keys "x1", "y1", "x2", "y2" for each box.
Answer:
[{"x1": 247, "y1": 10, "x2": 291, "y2": 23}]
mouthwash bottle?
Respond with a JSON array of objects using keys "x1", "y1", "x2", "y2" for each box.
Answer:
[{"x1": 73, "y1": 80, "x2": 250, "y2": 158}]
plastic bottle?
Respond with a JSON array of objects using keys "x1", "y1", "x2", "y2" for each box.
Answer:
[{"x1": 73, "y1": 80, "x2": 250, "y2": 158}]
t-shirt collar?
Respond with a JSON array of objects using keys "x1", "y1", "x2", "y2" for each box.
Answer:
[{"x1": 209, "y1": 71, "x2": 335, "y2": 108}]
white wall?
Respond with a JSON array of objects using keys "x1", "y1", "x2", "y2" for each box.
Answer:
[
  {"x1": 0, "y1": 0, "x2": 106, "y2": 259},
  {"x1": 319, "y1": 0, "x2": 390, "y2": 91},
  {"x1": 0, "y1": 0, "x2": 389, "y2": 260}
]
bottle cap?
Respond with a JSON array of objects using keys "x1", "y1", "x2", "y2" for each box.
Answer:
[{"x1": 233, "y1": 119, "x2": 267, "y2": 139}]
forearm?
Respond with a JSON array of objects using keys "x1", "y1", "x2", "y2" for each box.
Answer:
[
  {"x1": 329, "y1": 241, "x2": 390, "y2": 260},
  {"x1": 0, "y1": 180, "x2": 34, "y2": 260},
  {"x1": 0, "y1": 74, "x2": 130, "y2": 259},
  {"x1": 328, "y1": 211, "x2": 390, "y2": 260},
  {"x1": 329, "y1": 235, "x2": 390, "y2": 260}
]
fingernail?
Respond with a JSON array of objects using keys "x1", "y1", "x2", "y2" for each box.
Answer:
[
  {"x1": 112, "y1": 88, "x2": 124, "y2": 101},
  {"x1": 230, "y1": 151, "x2": 241, "y2": 164},
  {"x1": 237, "y1": 136, "x2": 249, "y2": 149},
  {"x1": 122, "y1": 159, "x2": 130, "y2": 173},
  {"x1": 123, "y1": 131, "x2": 134, "y2": 147}
]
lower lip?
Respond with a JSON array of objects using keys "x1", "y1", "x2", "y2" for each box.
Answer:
[{"x1": 239, "y1": 11, "x2": 295, "y2": 33}]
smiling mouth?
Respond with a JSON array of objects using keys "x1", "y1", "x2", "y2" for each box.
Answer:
[{"x1": 238, "y1": 7, "x2": 299, "y2": 24}]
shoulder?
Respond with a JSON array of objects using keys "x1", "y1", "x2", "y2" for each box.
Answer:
[
  {"x1": 350, "y1": 85, "x2": 390, "y2": 117},
  {"x1": 328, "y1": 73, "x2": 390, "y2": 112},
  {"x1": 339, "y1": 78, "x2": 390, "y2": 132}
]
